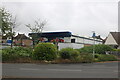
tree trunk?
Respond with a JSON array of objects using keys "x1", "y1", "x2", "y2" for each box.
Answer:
[
  {"x1": 10, "y1": 36, "x2": 13, "y2": 48},
  {"x1": 20, "y1": 38, "x2": 22, "y2": 46}
]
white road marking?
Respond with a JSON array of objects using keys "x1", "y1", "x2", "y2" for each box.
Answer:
[
  {"x1": 20, "y1": 68, "x2": 40, "y2": 71},
  {"x1": 20, "y1": 68, "x2": 82, "y2": 72},
  {"x1": 47, "y1": 69, "x2": 82, "y2": 72}
]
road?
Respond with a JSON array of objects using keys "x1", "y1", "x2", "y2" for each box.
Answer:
[{"x1": 2, "y1": 62, "x2": 119, "y2": 78}]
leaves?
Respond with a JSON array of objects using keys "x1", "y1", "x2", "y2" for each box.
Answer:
[{"x1": 0, "y1": 7, "x2": 19, "y2": 37}]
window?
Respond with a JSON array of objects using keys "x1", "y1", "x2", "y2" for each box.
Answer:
[{"x1": 71, "y1": 39, "x2": 75, "y2": 43}]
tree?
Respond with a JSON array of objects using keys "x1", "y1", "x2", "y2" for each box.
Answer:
[
  {"x1": 9, "y1": 16, "x2": 20, "y2": 48},
  {"x1": 26, "y1": 19, "x2": 47, "y2": 33},
  {"x1": 0, "y1": 7, "x2": 19, "y2": 48},
  {"x1": 0, "y1": 7, "x2": 12, "y2": 36},
  {"x1": 26, "y1": 19, "x2": 47, "y2": 47}
]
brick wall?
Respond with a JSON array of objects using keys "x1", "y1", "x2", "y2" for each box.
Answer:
[{"x1": 14, "y1": 39, "x2": 32, "y2": 46}]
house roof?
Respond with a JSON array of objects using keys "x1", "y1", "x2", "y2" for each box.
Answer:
[
  {"x1": 14, "y1": 33, "x2": 30, "y2": 39},
  {"x1": 110, "y1": 32, "x2": 120, "y2": 45}
]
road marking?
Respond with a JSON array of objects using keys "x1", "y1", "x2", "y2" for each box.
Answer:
[
  {"x1": 20, "y1": 68, "x2": 82, "y2": 72},
  {"x1": 47, "y1": 69, "x2": 82, "y2": 72},
  {"x1": 20, "y1": 68, "x2": 40, "y2": 71}
]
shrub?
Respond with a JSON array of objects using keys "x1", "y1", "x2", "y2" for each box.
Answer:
[
  {"x1": 76, "y1": 46, "x2": 93, "y2": 53},
  {"x1": 94, "y1": 54, "x2": 102, "y2": 58},
  {"x1": 2, "y1": 48, "x2": 19, "y2": 61},
  {"x1": 96, "y1": 54, "x2": 118, "y2": 61},
  {"x1": 79, "y1": 53, "x2": 94, "y2": 63},
  {"x1": 113, "y1": 49, "x2": 120, "y2": 52},
  {"x1": 2, "y1": 47, "x2": 33, "y2": 61},
  {"x1": 77, "y1": 44, "x2": 113, "y2": 54},
  {"x1": 32, "y1": 43, "x2": 57, "y2": 61},
  {"x1": 95, "y1": 44, "x2": 113, "y2": 54},
  {"x1": 71, "y1": 50, "x2": 80, "y2": 60},
  {"x1": 59, "y1": 48, "x2": 80, "y2": 60},
  {"x1": 13, "y1": 47, "x2": 33, "y2": 57}
]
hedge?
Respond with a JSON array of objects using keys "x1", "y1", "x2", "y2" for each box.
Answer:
[{"x1": 77, "y1": 44, "x2": 113, "y2": 54}]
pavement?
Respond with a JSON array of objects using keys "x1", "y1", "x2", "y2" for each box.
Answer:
[{"x1": 2, "y1": 62, "x2": 119, "y2": 78}]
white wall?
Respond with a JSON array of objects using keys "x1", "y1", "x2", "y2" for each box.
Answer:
[
  {"x1": 63, "y1": 36, "x2": 102, "y2": 45},
  {"x1": 64, "y1": 37, "x2": 71, "y2": 42},
  {"x1": 76, "y1": 37, "x2": 84, "y2": 43},
  {"x1": 58, "y1": 43, "x2": 84, "y2": 50},
  {"x1": 56, "y1": 36, "x2": 102, "y2": 50},
  {"x1": 105, "y1": 33, "x2": 118, "y2": 45}
]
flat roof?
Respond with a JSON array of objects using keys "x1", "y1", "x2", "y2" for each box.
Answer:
[
  {"x1": 29, "y1": 31, "x2": 72, "y2": 38},
  {"x1": 29, "y1": 31, "x2": 102, "y2": 42}
]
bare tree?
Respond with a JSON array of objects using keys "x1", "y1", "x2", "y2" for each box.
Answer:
[
  {"x1": 26, "y1": 19, "x2": 47, "y2": 33},
  {"x1": 9, "y1": 16, "x2": 20, "y2": 48},
  {"x1": 26, "y1": 19, "x2": 47, "y2": 47}
]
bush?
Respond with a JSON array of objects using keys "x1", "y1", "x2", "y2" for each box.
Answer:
[
  {"x1": 95, "y1": 54, "x2": 118, "y2": 61},
  {"x1": 95, "y1": 44, "x2": 113, "y2": 54},
  {"x1": 2, "y1": 48, "x2": 19, "y2": 61},
  {"x1": 77, "y1": 44, "x2": 113, "y2": 54},
  {"x1": 76, "y1": 46, "x2": 93, "y2": 53},
  {"x1": 59, "y1": 48, "x2": 80, "y2": 60},
  {"x1": 13, "y1": 47, "x2": 33, "y2": 57},
  {"x1": 71, "y1": 50, "x2": 80, "y2": 61},
  {"x1": 32, "y1": 43, "x2": 57, "y2": 61},
  {"x1": 2, "y1": 47, "x2": 33, "y2": 61},
  {"x1": 113, "y1": 49, "x2": 120, "y2": 52},
  {"x1": 79, "y1": 53, "x2": 94, "y2": 63}
]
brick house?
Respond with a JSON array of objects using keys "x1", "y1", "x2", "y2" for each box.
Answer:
[{"x1": 14, "y1": 33, "x2": 32, "y2": 47}]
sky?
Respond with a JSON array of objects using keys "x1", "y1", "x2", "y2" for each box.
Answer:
[{"x1": 1, "y1": 0, "x2": 119, "y2": 38}]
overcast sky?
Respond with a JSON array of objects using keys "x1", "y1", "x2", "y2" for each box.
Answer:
[{"x1": 1, "y1": 0, "x2": 119, "y2": 38}]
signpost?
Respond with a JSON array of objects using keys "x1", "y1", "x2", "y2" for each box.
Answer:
[{"x1": 92, "y1": 31, "x2": 96, "y2": 58}]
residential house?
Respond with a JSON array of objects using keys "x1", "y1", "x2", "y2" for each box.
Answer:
[
  {"x1": 14, "y1": 33, "x2": 32, "y2": 46},
  {"x1": 105, "y1": 32, "x2": 120, "y2": 49}
]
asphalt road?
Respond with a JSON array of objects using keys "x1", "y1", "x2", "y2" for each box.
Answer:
[{"x1": 2, "y1": 62, "x2": 119, "y2": 78}]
